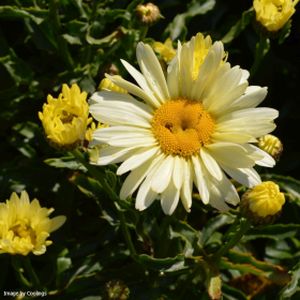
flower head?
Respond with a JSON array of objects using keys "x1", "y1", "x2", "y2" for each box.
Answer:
[
  {"x1": 241, "y1": 181, "x2": 285, "y2": 223},
  {"x1": 152, "y1": 38, "x2": 176, "y2": 63},
  {"x1": 39, "y1": 83, "x2": 91, "y2": 149},
  {"x1": 89, "y1": 33, "x2": 278, "y2": 215},
  {"x1": 253, "y1": 0, "x2": 299, "y2": 32},
  {"x1": 0, "y1": 191, "x2": 66, "y2": 255}
]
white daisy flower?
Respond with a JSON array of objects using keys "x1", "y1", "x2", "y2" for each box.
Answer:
[{"x1": 89, "y1": 33, "x2": 278, "y2": 215}]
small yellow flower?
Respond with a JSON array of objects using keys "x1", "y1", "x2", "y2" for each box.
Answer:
[
  {"x1": 241, "y1": 181, "x2": 285, "y2": 223},
  {"x1": 0, "y1": 191, "x2": 66, "y2": 256},
  {"x1": 152, "y1": 38, "x2": 176, "y2": 63},
  {"x1": 258, "y1": 134, "x2": 283, "y2": 160},
  {"x1": 85, "y1": 121, "x2": 108, "y2": 142},
  {"x1": 39, "y1": 83, "x2": 91, "y2": 149},
  {"x1": 253, "y1": 0, "x2": 299, "y2": 32},
  {"x1": 98, "y1": 77, "x2": 128, "y2": 94}
]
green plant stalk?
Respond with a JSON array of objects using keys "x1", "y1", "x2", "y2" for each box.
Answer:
[
  {"x1": 71, "y1": 149, "x2": 137, "y2": 259},
  {"x1": 213, "y1": 217, "x2": 251, "y2": 261},
  {"x1": 23, "y1": 256, "x2": 41, "y2": 288}
]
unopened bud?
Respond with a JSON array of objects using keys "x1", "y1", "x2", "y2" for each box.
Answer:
[
  {"x1": 241, "y1": 181, "x2": 285, "y2": 225},
  {"x1": 136, "y1": 3, "x2": 162, "y2": 25},
  {"x1": 258, "y1": 134, "x2": 283, "y2": 161}
]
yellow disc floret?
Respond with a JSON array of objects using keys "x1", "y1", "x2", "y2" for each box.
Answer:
[
  {"x1": 244, "y1": 181, "x2": 285, "y2": 218},
  {"x1": 151, "y1": 99, "x2": 215, "y2": 157},
  {"x1": 253, "y1": 0, "x2": 299, "y2": 32},
  {"x1": 38, "y1": 83, "x2": 91, "y2": 148},
  {"x1": 0, "y1": 191, "x2": 66, "y2": 256}
]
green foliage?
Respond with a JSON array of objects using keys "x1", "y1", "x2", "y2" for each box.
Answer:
[{"x1": 1, "y1": 0, "x2": 300, "y2": 299}]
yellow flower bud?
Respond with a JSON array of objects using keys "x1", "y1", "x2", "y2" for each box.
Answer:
[
  {"x1": 0, "y1": 191, "x2": 66, "y2": 256},
  {"x1": 258, "y1": 134, "x2": 283, "y2": 161},
  {"x1": 152, "y1": 38, "x2": 176, "y2": 63},
  {"x1": 253, "y1": 0, "x2": 299, "y2": 32},
  {"x1": 39, "y1": 83, "x2": 91, "y2": 149},
  {"x1": 135, "y1": 3, "x2": 162, "y2": 25},
  {"x1": 241, "y1": 181, "x2": 285, "y2": 224},
  {"x1": 98, "y1": 77, "x2": 128, "y2": 94}
]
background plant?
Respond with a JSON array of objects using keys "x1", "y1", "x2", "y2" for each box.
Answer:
[{"x1": 1, "y1": 0, "x2": 300, "y2": 299}]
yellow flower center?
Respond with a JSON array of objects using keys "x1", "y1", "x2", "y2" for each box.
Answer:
[
  {"x1": 151, "y1": 99, "x2": 215, "y2": 157},
  {"x1": 10, "y1": 221, "x2": 36, "y2": 244},
  {"x1": 60, "y1": 110, "x2": 77, "y2": 124}
]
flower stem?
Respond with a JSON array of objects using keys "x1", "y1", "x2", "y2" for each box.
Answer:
[
  {"x1": 23, "y1": 256, "x2": 41, "y2": 288},
  {"x1": 213, "y1": 217, "x2": 251, "y2": 261}
]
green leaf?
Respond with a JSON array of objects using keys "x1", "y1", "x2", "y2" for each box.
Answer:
[
  {"x1": 0, "y1": 6, "x2": 45, "y2": 24},
  {"x1": 137, "y1": 254, "x2": 185, "y2": 272},
  {"x1": 278, "y1": 20, "x2": 292, "y2": 45},
  {"x1": 222, "y1": 9, "x2": 254, "y2": 44},
  {"x1": 165, "y1": 0, "x2": 216, "y2": 40},
  {"x1": 244, "y1": 224, "x2": 300, "y2": 241},
  {"x1": 279, "y1": 261, "x2": 300, "y2": 299},
  {"x1": 44, "y1": 156, "x2": 87, "y2": 171}
]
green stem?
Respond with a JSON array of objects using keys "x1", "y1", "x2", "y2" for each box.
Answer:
[
  {"x1": 213, "y1": 218, "x2": 251, "y2": 261},
  {"x1": 23, "y1": 256, "x2": 41, "y2": 288},
  {"x1": 250, "y1": 35, "x2": 270, "y2": 77}
]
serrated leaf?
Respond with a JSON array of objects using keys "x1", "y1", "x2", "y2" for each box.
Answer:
[
  {"x1": 222, "y1": 9, "x2": 254, "y2": 44},
  {"x1": 137, "y1": 254, "x2": 185, "y2": 272},
  {"x1": 44, "y1": 156, "x2": 87, "y2": 171},
  {"x1": 165, "y1": 0, "x2": 216, "y2": 40},
  {"x1": 244, "y1": 224, "x2": 300, "y2": 241},
  {"x1": 279, "y1": 261, "x2": 300, "y2": 299},
  {"x1": 0, "y1": 6, "x2": 44, "y2": 24}
]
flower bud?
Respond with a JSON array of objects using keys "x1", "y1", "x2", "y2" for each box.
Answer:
[
  {"x1": 135, "y1": 3, "x2": 162, "y2": 25},
  {"x1": 253, "y1": 0, "x2": 299, "y2": 33},
  {"x1": 258, "y1": 134, "x2": 283, "y2": 161},
  {"x1": 241, "y1": 181, "x2": 285, "y2": 224},
  {"x1": 98, "y1": 77, "x2": 128, "y2": 94}
]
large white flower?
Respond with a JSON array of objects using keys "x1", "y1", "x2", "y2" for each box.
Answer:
[{"x1": 89, "y1": 33, "x2": 278, "y2": 215}]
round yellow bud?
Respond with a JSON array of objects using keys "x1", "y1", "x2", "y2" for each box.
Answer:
[
  {"x1": 258, "y1": 134, "x2": 283, "y2": 161},
  {"x1": 241, "y1": 181, "x2": 285, "y2": 224},
  {"x1": 253, "y1": 0, "x2": 299, "y2": 32}
]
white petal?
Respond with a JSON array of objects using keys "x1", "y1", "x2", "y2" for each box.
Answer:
[
  {"x1": 137, "y1": 43, "x2": 170, "y2": 102},
  {"x1": 212, "y1": 131, "x2": 256, "y2": 144},
  {"x1": 200, "y1": 148, "x2": 223, "y2": 181},
  {"x1": 180, "y1": 159, "x2": 193, "y2": 212},
  {"x1": 222, "y1": 165, "x2": 261, "y2": 187},
  {"x1": 167, "y1": 42, "x2": 181, "y2": 99},
  {"x1": 107, "y1": 73, "x2": 160, "y2": 108},
  {"x1": 151, "y1": 155, "x2": 174, "y2": 193},
  {"x1": 135, "y1": 179, "x2": 158, "y2": 211},
  {"x1": 205, "y1": 142, "x2": 256, "y2": 168},
  {"x1": 160, "y1": 180, "x2": 180, "y2": 215},
  {"x1": 94, "y1": 146, "x2": 135, "y2": 165},
  {"x1": 192, "y1": 156, "x2": 209, "y2": 204},
  {"x1": 117, "y1": 147, "x2": 159, "y2": 175},
  {"x1": 120, "y1": 152, "x2": 163, "y2": 199},
  {"x1": 243, "y1": 144, "x2": 276, "y2": 168},
  {"x1": 108, "y1": 135, "x2": 156, "y2": 147},
  {"x1": 231, "y1": 86, "x2": 268, "y2": 110},
  {"x1": 172, "y1": 156, "x2": 184, "y2": 190}
]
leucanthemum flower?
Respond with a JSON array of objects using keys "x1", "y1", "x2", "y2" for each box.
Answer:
[
  {"x1": 89, "y1": 33, "x2": 278, "y2": 215},
  {"x1": 39, "y1": 83, "x2": 91, "y2": 149},
  {"x1": 0, "y1": 191, "x2": 66, "y2": 256}
]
